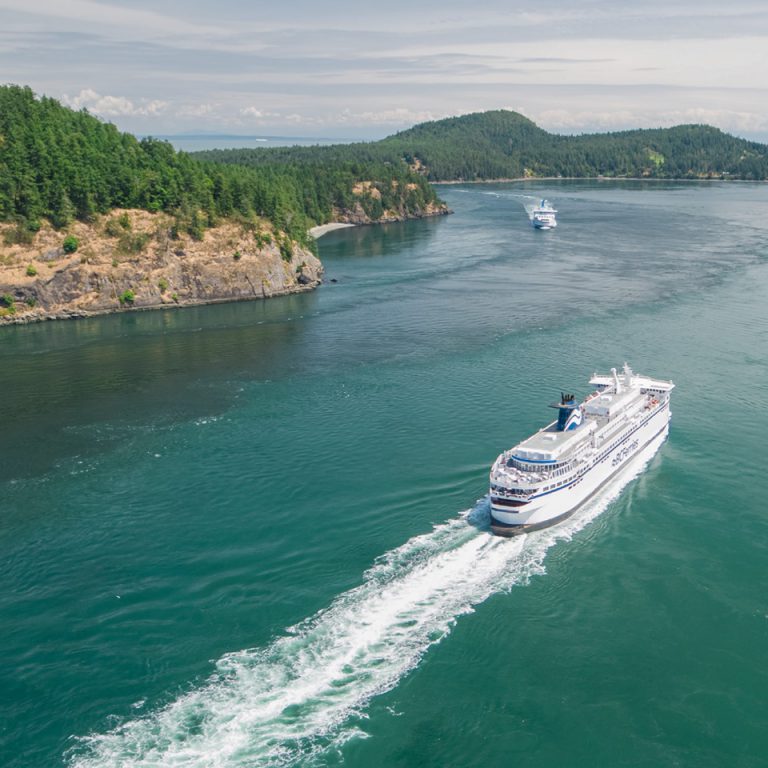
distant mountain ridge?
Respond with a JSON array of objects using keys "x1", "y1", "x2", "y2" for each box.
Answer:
[{"x1": 196, "y1": 110, "x2": 768, "y2": 181}]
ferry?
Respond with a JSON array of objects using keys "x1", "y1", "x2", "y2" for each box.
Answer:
[
  {"x1": 489, "y1": 364, "x2": 674, "y2": 536},
  {"x1": 531, "y1": 199, "x2": 557, "y2": 229}
]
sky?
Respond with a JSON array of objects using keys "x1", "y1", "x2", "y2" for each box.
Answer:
[{"x1": 1, "y1": 0, "x2": 767, "y2": 142}]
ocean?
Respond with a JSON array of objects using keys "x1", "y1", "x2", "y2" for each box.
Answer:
[{"x1": 2, "y1": 180, "x2": 768, "y2": 767}]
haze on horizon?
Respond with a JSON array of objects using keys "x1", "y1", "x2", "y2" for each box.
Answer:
[{"x1": 1, "y1": 0, "x2": 767, "y2": 142}]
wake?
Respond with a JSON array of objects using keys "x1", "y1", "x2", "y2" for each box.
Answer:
[
  {"x1": 68, "y1": 449, "x2": 656, "y2": 768},
  {"x1": 467, "y1": 189, "x2": 542, "y2": 219}
]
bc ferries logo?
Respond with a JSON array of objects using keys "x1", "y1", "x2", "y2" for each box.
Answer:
[
  {"x1": 612, "y1": 439, "x2": 640, "y2": 467},
  {"x1": 564, "y1": 408, "x2": 582, "y2": 431}
]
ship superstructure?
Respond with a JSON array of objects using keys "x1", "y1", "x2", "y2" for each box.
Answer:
[
  {"x1": 489, "y1": 364, "x2": 674, "y2": 535},
  {"x1": 531, "y1": 199, "x2": 557, "y2": 229}
]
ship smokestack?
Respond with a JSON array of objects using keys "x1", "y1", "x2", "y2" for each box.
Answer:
[{"x1": 555, "y1": 393, "x2": 578, "y2": 431}]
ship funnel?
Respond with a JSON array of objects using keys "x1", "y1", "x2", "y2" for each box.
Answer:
[{"x1": 550, "y1": 392, "x2": 581, "y2": 431}]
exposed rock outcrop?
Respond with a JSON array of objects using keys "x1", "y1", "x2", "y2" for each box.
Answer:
[
  {"x1": 334, "y1": 199, "x2": 449, "y2": 226},
  {"x1": 333, "y1": 179, "x2": 451, "y2": 225},
  {"x1": 0, "y1": 211, "x2": 322, "y2": 324}
]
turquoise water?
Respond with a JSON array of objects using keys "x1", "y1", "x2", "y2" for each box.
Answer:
[{"x1": 2, "y1": 181, "x2": 768, "y2": 767}]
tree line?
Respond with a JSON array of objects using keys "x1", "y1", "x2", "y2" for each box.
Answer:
[
  {"x1": 3, "y1": 85, "x2": 766, "y2": 247},
  {"x1": 196, "y1": 109, "x2": 768, "y2": 182},
  {"x1": 0, "y1": 85, "x2": 441, "y2": 245}
]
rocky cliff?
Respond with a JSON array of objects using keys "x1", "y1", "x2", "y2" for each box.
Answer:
[
  {"x1": 0, "y1": 211, "x2": 322, "y2": 324},
  {"x1": 333, "y1": 180, "x2": 451, "y2": 225},
  {"x1": 334, "y1": 197, "x2": 449, "y2": 225}
]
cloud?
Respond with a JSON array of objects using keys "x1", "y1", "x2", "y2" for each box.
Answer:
[
  {"x1": 240, "y1": 106, "x2": 281, "y2": 119},
  {"x1": 529, "y1": 107, "x2": 768, "y2": 135},
  {"x1": 177, "y1": 103, "x2": 215, "y2": 118},
  {"x1": 62, "y1": 89, "x2": 168, "y2": 117},
  {"x1": 518, "y1": 57, "x2": 615, "y2": 64},
  {"x1": 1, "y1": 0, "x2": 766, "y2": 140},
  {"x1": 337, "y1": 107, "x2": 444, "y2": 125},
  {"x1": 0, "y1": 0, "x2": 227, "y2": 42}
]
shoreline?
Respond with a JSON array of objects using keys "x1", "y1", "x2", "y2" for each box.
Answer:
[
  {"x1": 0, "y1": 211, "x2": 324, "y2": 326},
  {"x1": 309, "y1": 222, "x2": 357, "y2": 238},
  {"x1": 431, "y1": 176, "x2": 766, "y2": 185},
  {"x1": 0, "y1": 283, "x2": 320, "y2": 325}
]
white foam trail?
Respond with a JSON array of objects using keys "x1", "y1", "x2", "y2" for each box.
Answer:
[{"x1": 68, "y1": 445, "x2": 660, "y2": 768}]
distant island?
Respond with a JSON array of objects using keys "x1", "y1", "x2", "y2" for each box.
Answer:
[
  {"x1": 2, "y1": 84, "x2": 767, "y2": 324},
  {"x1": 196, "y1": 109, "x2": 768, "y2": 182}
]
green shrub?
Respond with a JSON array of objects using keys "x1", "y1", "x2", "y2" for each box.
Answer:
[
  {"x1": 118, "y1": 289, "x2": 135, "y2": 306},
  {"x1": 187, "y1": 222, "x2": 205, "y2": 241},
  {"x1": 26, "y1": 264, "x2": 38, "y2": 276},
  {"x1": 117, "y1": 212, "x2": 131, "y2": 230},
  {"x1": 170, "y1": 292, "x2": 179, "y2": 303},
  {"x1": 3, "y1": 222, "x2": 35, "y2": 246},
  {"x1": 0, "y1": 294, "x2": 17, "y2": 316},
  {"x1": 117, "y1": 232, "x2": 150, "y2": 254},
  {"x1": 104, "y1": 217, "x2": 123, "y2": 237},
  {"x1": 279, "y1": 237, "x2": 293, "y2": 262},
  {"x1": 233, "y1": 251, "x2": 242, "y2": 261},
  {"x1": 62, "y1": 235, "x2": 79, "y2": 254},
  {"x1": 26, "y1": 296, "x2": 37, "y2": 307},
  {"x1": 158, "y1": 277, "x2": 168, "y2": 293}
]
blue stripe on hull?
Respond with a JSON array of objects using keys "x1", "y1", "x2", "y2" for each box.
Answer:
[{"x1": 490, "y1": 421, "x2": 669, "y2": 536}]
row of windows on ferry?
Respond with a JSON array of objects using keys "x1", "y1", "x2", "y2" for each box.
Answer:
[
  {"x1": 595, "y1": 410, "x2": 653, "y2": 463},
  {"x1": 511, "y1": 459, "x2": 573, "y2": 475},
  {"x1": 493, "y1": 471, "x2": 574, "y2": 496},
  {"x1": 541, "y1": 477, "x2": 571, "y2": 492}
]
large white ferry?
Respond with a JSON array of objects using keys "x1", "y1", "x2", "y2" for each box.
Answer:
[
  {"x1": 531, "y1": 199, "x2": 557, "y2": 229},
  {"x1": 489, "y1": 364, "x2": 674, "y2": 536}
]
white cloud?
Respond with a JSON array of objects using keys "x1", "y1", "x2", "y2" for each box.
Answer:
[
  {"x1": 178, "y1": 103, "x2": 215, "y2": 117},
  {"x1": 1, "y1": 1, "x2": 766, "y2": 140},
  {"x1": 62, "y1": 89, "x2": 168, "y2": 117},
  {"x1": 530, "y1": 107, "x2": 768, "y2": 135},
  {"x1": 241, "y1": 107, "x2": 276, "y2": 118},
  {"x1": 337, "y1": 107, "x2": 444, "y2": 125}
]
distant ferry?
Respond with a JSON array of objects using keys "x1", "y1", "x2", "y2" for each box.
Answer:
[
  {"x1": 531, "y1": 199, "x2": 557, "y2": 229},
  {"x1": 489, "y1": 364, "x2": 674, "y2": 536}
]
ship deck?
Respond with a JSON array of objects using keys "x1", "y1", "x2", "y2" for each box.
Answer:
[{"x1": 512, "y1": 419, "x2": 595, "y2": 463}]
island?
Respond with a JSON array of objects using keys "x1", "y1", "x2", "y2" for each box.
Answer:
[
  {"x1": 0, "y1": 85, "x2": 447, "y2": 323},
  {"x1": 3, "y1": 84, "x2": 768, "y2": 324}
]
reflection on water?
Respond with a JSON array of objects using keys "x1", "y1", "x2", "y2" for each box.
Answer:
[
  {"x1": 0, "y1": 294, "x2": 320, "y2": 480},
  {"x1": 319, "y1": 215, "x2": 445, "y2": 261},
  {"x1": 3, "y1": 180, "x2": 768, "y2": 481}
]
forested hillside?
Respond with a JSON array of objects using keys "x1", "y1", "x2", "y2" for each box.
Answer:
[
  {"x1": 4, "y1": 84, "x2": 765, "y2": 253},
  {"x1": 0, "y1": 85, "x2": 444, "y2": 243},
  {"x1": 197, "y1": 110, "x2": 768, "y2": 181}
]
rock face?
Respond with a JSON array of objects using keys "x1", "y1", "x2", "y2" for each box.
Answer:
[
  {"x1": 0, "y1": 211, "x2": 323, "y2": 324},
  {"x1": 335, "y1": 199, "x2": 449, "y2": 226},
  {"x1": 333, "y1": 181, "x2": 450, "y2": 225}
]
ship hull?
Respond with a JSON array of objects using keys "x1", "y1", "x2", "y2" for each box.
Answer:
[{"x1": 490, "y1": 404, "x2": 670, "y2": 536}]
